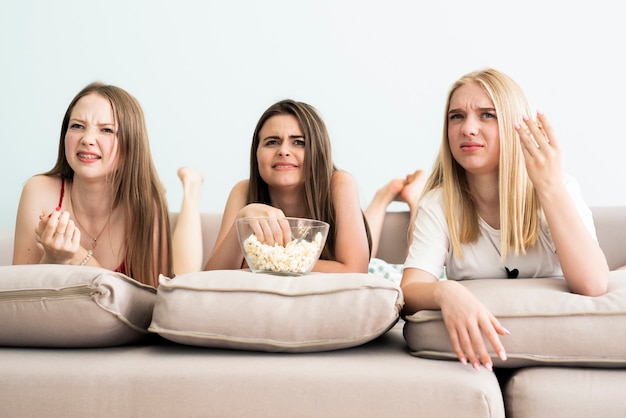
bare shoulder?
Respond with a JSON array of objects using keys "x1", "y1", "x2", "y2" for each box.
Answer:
[
  {"x1": 331, "y1": 170, "x2": 357, "y2": 188},
  {"x1": 231, "y1": 179, "x2": 250, "y2": 194},
  {"x1": 19, "y1": 175, "x2": 63, "y2": 211}
]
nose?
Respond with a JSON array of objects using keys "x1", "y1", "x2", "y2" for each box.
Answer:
[
  {"x1": 461, "y1": 116, "x2": 479, "y2": 137},
  {"x1": 80, "y1": 128, "x2": 97, "y2": 145},
  {"x1": 277, "y1": 142, "x2": 291, "y2": 156}
]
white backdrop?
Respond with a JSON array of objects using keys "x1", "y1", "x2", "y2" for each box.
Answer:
[{"x1": 1, "y1": 0, "x2": 625, "y2": 230}]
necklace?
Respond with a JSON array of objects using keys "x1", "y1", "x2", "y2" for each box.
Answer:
[{"x1": 69, "y1": 188, "x2": 111, "y2": 250}]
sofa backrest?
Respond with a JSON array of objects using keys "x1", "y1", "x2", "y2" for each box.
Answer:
[{"x1": 2, "y1": 207, "x2": 625, "y2": 270}]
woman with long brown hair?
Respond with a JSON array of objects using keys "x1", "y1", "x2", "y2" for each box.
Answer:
[{"x1": 13, "y1": 82, "x2": 171, "y2": 287}]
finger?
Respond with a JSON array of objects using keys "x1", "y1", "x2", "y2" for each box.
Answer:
[
  {"x1": 522, "y1": 114, "x2": 551, "y2": 151},
  {"x1": 55, "y1": 211, "x2": 71, "y2": 235},
  {"x1": 489, "y1": 317, "x2": 510, "y2": 361},
  {"x1": 248, "y1": 218, "x2": 266, "y2": 243},
  {"x1": 445, "y1": 323, "x2": 467, "y2": 365},
  {"x1": 456, "y1": 326, "x2": 480, "y2": 370},
  {"x1": 515, "y1": 120, "x2": 540, "y2": 159},
  {"x1": 268, "y1": 218, "x2": 287, "y2": 246},
  {"x1": 259, "y1": 219, "x2": 276, "y2": 246},
  {"x1": 278, "y1": 218, "x2": 292, "y2": 245},
  {"x1": 536, "y1": 111, "x2": 560, "y2": 150},
  {"x1": 466, "y1": 322, "x2": 493, "y2": 370}
]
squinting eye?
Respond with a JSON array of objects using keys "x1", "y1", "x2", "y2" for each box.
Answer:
[
  {"x1": 483, "y1": 113, "x2": 496, "y2": 119},
  {"x1": 265, "y1": 139, "x2": 280, "y2": 146},
  {"x1": 294, "y1": 139, "x2": 305, "y2": 146},
  {"x1": 102, "y1": 128, "x2": 115, "y2": 134},
  {"x1": 70, "y1": 123, "x2": 84, "y2": 129},
  {"x1": 449, "y1": 114, "x2": 463, "y2": 120}
]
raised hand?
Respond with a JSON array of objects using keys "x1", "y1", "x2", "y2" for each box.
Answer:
[
  {"x1": 515, "y1": 111, "x2": 563, "y2": 194},
  {"x1": 35, "y1": 207, "x2": 82, "y2": 264}
]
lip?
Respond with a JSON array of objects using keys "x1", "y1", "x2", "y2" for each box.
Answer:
[
  {"x1": 76, "y1": 151, "x2": 102, "y2": 162},
  {"x1": 460, "y1": 141, "x2": 484, "y2": 152},
  {"x1": 272, "y1": 162, "x2": 298, "y2": 169}
]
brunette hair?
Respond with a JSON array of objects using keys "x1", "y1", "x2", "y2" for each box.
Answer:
[
  {"x1": 247, "y1": 99, "x2": 371, "y2": 260},
  {"x1": 420, "y1": 68, "x2": 540, "y2": 258},
  {"x1": 44, "y1": 82, "x2": 172, "y2": 285}
]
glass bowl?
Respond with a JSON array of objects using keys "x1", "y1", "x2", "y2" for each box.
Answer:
[{"x1": 236, "y1": 217, "x2": 330, "y2": 275}]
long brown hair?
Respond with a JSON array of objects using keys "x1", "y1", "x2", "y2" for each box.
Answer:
[
  {"x1": 44, "y1": 82, "x2": 172, "y2": 286},
  {"x1": 247, "y1": 99, "x2": 371, "y2": 259}
]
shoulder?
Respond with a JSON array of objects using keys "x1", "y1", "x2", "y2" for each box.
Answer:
[
  {"x1": 419, "y1": 187, "x2": 445, "y2": 208},
  {"x1": 231, "y1": 179, "x2": 249, "y2": 193},
  {"x1": 20, "y1": 175, "x2": 63, "y2": 205},
  {"x1": 331, "y1": 170, "x2": 357, "y2": 188}
]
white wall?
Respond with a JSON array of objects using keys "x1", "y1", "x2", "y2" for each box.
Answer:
[{"x1": 1, "y1": 0, "x2": 625, "y2": 230}]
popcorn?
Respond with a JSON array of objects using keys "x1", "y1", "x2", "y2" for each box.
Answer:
[{"x1": 242, "y1": 232, "x2": 324, "y2": 274}]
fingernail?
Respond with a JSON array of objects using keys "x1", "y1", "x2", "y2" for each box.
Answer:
[
  {"x1": 485, "y1": 363, "x2": 493, "y2": 372},
  {"x1": 503, "y1": 327, "x2": 511, "y2": 335},
  {"x1": 56, "y1": 206, "x2": 61, "y2": 211},
  {"x1": 499, "y1": 350, "x2": 508, "y2": 361},
  {"x1": 460, "y1": 358, "x2": 467, "y2": 366},
  {"x1": 537, "y1": 109, "x2": 544, "y2": 115},
  {"x1": 522, "y1": 114, "x2": 529, "y2": 121},
  {"x1": 473, "y1": 362, "x2": 480, "y2": 371}
]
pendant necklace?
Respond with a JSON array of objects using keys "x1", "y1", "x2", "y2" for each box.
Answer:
[{"x1": 69, "y1": 189, "x2": 111, "y2": 250}]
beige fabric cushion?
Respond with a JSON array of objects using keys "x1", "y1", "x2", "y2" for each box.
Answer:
[
  {"x1": 504, "y1": 367, "x2": 626, "y2": 418},
  {"x1": 403, "y1": 271, "x2": 626, "y2": 367},
  {"x1": 0, "y1": 264, "x2": 156, "y2": 347},
  {"x1": 150, "y1": 270, "x2": 403, "y2": 352}
]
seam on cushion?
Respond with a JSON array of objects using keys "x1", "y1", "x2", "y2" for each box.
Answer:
[
  {"x1": 158, "y1": 285, "x2": 402, "y2": 298},
  {"x1": 405, "y1": 310, "x2": 626, "y2": 323},
  {"x1": 409, "y1": 350, "x2": 626, "y2": 366},
  {"x1": 148, "y1": 326, "x2": 389, "y2": 348}
]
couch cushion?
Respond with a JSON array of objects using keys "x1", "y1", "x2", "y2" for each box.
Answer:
[
  {"x1": 403, "y1": 270, "x2": 626, "y2": 368},
  {"x1": 0, "y1": 264, "x2": 156, "y2": 347},
  {"x1": 504, "y1": 367, "x2": 626, "y2": 418},
  {"x1": 0, "y1": 325, "x2": 505, "y2": 418},
  {"x1": 150, "y1": 270, "x2": 403, "y2": 352}
]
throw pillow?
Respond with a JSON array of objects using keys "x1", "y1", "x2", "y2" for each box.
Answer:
[
  {"x1": 403, "y1": 271, "x2": 626, "y2": 367},
  {"x1": 0, "y1": 264, "x2": 156, "y2": 347},
  {"x1": 149, "y1": 270, "x2": 403, "y2": 352}
]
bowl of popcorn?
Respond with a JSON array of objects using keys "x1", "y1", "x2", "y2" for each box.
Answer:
[{"x1": 236, "y1": 217, "x2": 329, "y2": 275}]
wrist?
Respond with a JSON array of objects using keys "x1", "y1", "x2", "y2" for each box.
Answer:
[{"x1": 79, "y1": 249, "x2": 93, "y2": 266}]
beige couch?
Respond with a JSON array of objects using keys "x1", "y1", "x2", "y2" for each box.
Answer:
[{"x1": 1, "y1": 208, "x2": 625, "y2": 418}]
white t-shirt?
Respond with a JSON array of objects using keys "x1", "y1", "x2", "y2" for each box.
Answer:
[{"x1": 404, "y1": 173, "x2": 596, "y2": 280}]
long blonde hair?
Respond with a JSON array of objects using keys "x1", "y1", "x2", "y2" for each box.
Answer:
[
  {"x1": 419, "y1": 68, "x2": 540, "y2": 258},
  {"x1": 44, "y1": 82, "x2": 172, "y2": 286}
]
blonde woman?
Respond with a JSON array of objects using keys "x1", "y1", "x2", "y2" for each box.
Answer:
[
  {"x1": 400, "y1": 68, "x2": 609, "y2": 371},
  {"x1": 13, "y1": 83, "x2": 172, "y2": 287}
]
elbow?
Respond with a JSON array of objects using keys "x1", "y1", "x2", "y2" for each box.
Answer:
[{"x1": 569, "y1": 269, "x2": 610, "y2": 297}]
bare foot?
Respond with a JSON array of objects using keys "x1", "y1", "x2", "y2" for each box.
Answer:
[
  {"x1": 178, "y1": 167, "x2": 204, "y2": 202},
  {"x1": 399, "y1": 169, "x2": 426, "y2": 204},
  {"x1": 380, "y1": 178, "x2": 405, "y2": 204}
]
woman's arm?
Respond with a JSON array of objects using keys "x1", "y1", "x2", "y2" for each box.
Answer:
[
  {"x1": 401, "y1": 268, "x2": 509, "y2": 370},
  {"x1": 204, "y1": 180, "x2": 288, "y2": 270},
  {"x1": 517, "y1": 112, "x2": 609, "y2": 296},
  {"x1": 312, "y1": 171, "x2": 370, "y2": 273},
  {"x1": 13, "y1": 176, "x2": 84, "y2": 266}
]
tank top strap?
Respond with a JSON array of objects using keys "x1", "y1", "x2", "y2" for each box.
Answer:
[{"x1": 58, "y1": 179, "x2": 65, "y2": 209}]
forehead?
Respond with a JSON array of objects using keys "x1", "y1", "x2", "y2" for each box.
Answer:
[
  {"x1": 449, "y1": 82, "x2": 494, "y2": 109},
  {"x1": 259, "y1": 114, "x2": 302, "y2": 135},
  {"x1": 71, "y1": 93, "x2": 115, "y2": 121}
]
